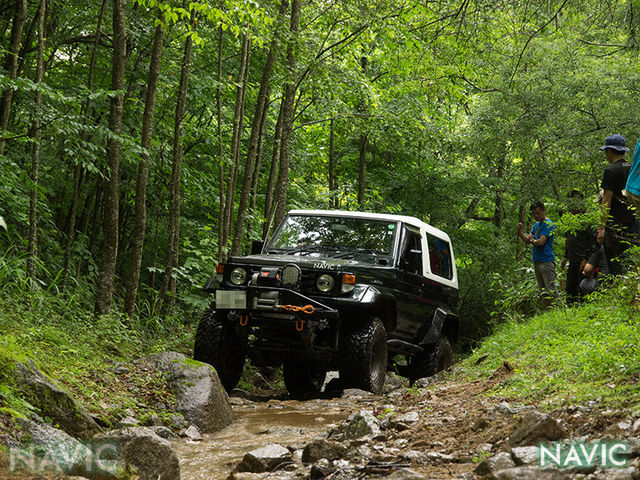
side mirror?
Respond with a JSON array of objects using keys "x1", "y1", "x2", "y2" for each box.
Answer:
[{"x1": 251, "y1": 240, "x2": 265, "y2": 255}]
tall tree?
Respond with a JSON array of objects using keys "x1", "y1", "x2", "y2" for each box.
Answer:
[
  {"x1": 0, "y1": 0, "x2": 27, "y2": 154},
  {"x1": 124, "y1": 16, "x2": 165, "y2": 316},
  {"x1": 94, "y1": 0, "x2": 128, "y2": 315},
  {"x1": 161, "y1": 10, "x2": 196, "y2": 307},
  {"x1": 231, "y1": 0, "x2": 289, "y2": 256},
  {"x1": 221, "y1": 32, "x2": 251, "y2": 257},
  {"x1": 273, "y1": 0, "x2": 301, "y2": 226},
  {"x1": 27, "y1": 0, "x2": 47, "y2": 283}
]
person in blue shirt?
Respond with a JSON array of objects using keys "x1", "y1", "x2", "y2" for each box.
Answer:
[
  {"x1": 625, "y1": 137, "x2": 640, "y2": 217},
  {"x1": 517, "y1": 201, "x2": 559, "y2": 301}
]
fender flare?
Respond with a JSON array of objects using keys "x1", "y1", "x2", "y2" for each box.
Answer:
[{"x1": 421, "y1": 308, "x2": 459, "y2": 345}]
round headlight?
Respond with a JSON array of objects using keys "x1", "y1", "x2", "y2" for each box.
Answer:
[
  {"x1": 316, "y1": 274, "x2": 335, "y2": 292},
  {"x1": 230, "y1": 267, "x2": 248, "y2": 285}
]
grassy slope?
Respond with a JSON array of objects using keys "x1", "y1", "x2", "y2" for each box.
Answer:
[
  {"x1": 0, "y1": 289, "x2": 194, "y2": 436},
  {"x1": 456, "y1": 286, "x2": 640, "y2": 411}
]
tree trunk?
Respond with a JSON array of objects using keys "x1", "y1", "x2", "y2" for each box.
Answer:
[
  {"x1": 328, "y1": 118, "x2": 337, "y2": 208},
  {"x1": 273, "y1": 0, "x2": 301, "y2": 226},
  {"x1": 249, "y1": 92, "x2": 271, "y2": 216},
  {"x1": 160, "y1": 11, "x2": 195, "y2": 308},
  {"x1": 263, "y1": 99, "x2": 284, "y2": 238},
  {"x1": 216, "y1": 27, "x2": 225, "y2": 261},
  {"x1": 124, "y1": 19, "x2": 164, "y2": 316},
  {"x1": 27, "y1": 0, "x2": 46, "y2": 284},
  {"x1": 94, "y1": 0, "x2": 127, "y2": 315},
  {"x1": 357, "y1": 133, "x2": 368, "y2": 210},
  {"x1": 63, "y1": 0, "x2": 107, "y2": 285},
  {"x1": 231, "y1": 0, "x2": 288, "y2": 256},
  {"x1": 492, "y1": 156, "x2": 506, "y2": 235},
  {"x1": 0, "y1": 0, "x2": 27, "y2": 154},
  {"x1": 221, "y1": 33, "x2": 251, "y2": 258}
]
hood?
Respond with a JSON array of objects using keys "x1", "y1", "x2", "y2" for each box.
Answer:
[{"x1": 226, "y1": 253, "x2": 387, "y2": 271}]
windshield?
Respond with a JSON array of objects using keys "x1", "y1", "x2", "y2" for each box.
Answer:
[{"x1": 267, "y1": 215, "x2": 398, "y2": 264}]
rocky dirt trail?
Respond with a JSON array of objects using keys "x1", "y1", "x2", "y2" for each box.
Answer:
[{"x1": 175, "y1": 365, "x2": 640, "y2": 480}]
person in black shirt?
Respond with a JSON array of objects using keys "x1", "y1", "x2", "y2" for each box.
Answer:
[
  {"x1": 561, "y1": 190, "x2": 595, "y2": 303},
  {"x1": 599, "y1": 134, "x2": 635, "y2": 275}
]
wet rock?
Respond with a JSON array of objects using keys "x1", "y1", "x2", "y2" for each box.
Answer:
[
  {"x1": 508, "y1": 411, "x2": 567, "y2": 447},
  {"x1": 383, "y1": 372, "x2": 407, "y2": 393},
  {"x1": 474, "y1": 452, "x2": 516, "y2": 476},
  {"x1": 150, "y1": 426, "x2": 176, "y2": 439},
  {"x1": 335, "y1": 410, "x2": 381, "y2": 440},
  {"x1": 229, "y1": 388, "x2": 252, "y2": 400},
  {"x1": 302, "y1": 439, "x2": 347, "y2": 463},
  {"x1": 94, "y1": 426, "x2": 180, "y2": 480},
  {"x1": 179, "y1": 425, "x2": 203, "y2": 441},
  {"x1": 511, "y1": 445, "x2": 539, "y2": 465},
  {"x1": 13, "y1": 361, "x2": 100, "y2": 440},
  {"x1": 146, "y1": 352, "x2": 233, "y2": 433},
  {"x1": 235, "y1": 443, "x2": 292, "y2": 473},
  {"x1": 14, "y1": 418, "x2": 98, "y2": 478},
  {"x1": 341, "y1": 388, "x2": 373, "y2": 398}
]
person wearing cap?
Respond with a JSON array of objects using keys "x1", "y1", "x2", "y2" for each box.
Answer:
[{"x1": 599, "y1": 133, "x2": 635, "y2": 275}]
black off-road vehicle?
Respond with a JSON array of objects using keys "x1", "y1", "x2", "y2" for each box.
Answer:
[{"x1": 194, "y1": 210, "x2": 459, "y2": 395}]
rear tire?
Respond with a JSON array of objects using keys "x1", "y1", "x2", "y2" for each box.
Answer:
[
  {"x1": 339, "y1": 318, "x2": 387, "y2": 394},
  {"x1": 283, "y1": 361, "x2": 326, "y2": 398},
  {"x1": 410, "y1": 336, "x2": 452, "y2": 383},
  {"x1": 193, "y1": 309, "x2": 246, "y2": 391}
]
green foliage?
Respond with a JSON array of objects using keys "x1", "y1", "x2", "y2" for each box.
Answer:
[{"x1": 459, "y1": 273, "x2": 640, "y2": 408}]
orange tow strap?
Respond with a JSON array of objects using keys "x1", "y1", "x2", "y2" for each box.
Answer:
[{"x1": 278, "y1": 304, "x2": 315, "y2": 314}]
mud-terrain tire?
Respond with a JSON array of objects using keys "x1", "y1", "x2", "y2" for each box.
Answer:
[
  {"x1": 411, "y1": 336, "x2": 452, "y2": 382},
  {"x1": 193, "y1": 309, "x2": 246, "y2": 391},
  {"x1": 339, "y1": 318, "x2": 387, "y2": 394},
  {"x1": 283, "y1": 361, "x2": 326, "y2": 398}
]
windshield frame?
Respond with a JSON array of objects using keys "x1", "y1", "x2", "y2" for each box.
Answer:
[{"x1": 266, "y1": 214, "x2": 400, "y2": 264}]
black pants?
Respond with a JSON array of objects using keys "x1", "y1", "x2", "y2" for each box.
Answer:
[
  {"x1": 604, "y1": 229, "x2": 632, "y2": 276},
  {"x1": 565, "y1": 262, "x2": 583, "y2": 303}
]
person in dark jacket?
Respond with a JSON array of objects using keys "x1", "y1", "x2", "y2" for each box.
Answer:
[
  {"x1": 561, "y1": 190, "x2": 595, "y2": 303},
  {"x1": 599, "y1": 134, "x2": 635, "y2": 275}
]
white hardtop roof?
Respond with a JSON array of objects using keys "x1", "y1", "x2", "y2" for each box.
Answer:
[{"x1": 287, "y1": 209, "x2": 452, "y2": 242}]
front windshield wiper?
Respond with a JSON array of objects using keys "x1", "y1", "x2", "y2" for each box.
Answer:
[
  {"x1": 282, "y1": 245, "x2": 341, "y2": 255},
  {"x1": 334, "y1": 248, "x2": 389, "y2": 259}
]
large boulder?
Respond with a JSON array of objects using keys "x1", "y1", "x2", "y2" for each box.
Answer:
[
  {"x1": 146, "y1": 352, "x2": 233, "y2": 433},
  {"x1": 95, "y1": 427, "x2": 180, "y2": 480},
  {"x1": 508, "y1": 411, "x2": 567, "y2": 447},
  {"x1": 13, "y1": 361, "x2": 100, "y2": 440},
  {"x1": 235, "y1": 443, "x2": 292, "y2": 473},
  {"x1": 11, "y1": 419, "x2": 95, "y2": 478}
]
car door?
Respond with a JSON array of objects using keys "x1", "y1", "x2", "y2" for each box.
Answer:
[{"x1": 394, "y1": 224, "x2": 432, "y2": 340}]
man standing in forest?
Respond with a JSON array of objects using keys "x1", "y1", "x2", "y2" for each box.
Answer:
[
  {"x1": 517, "y1": 201, "x2": 559, "y2": 303},
  {"x1": 599, "y1": 134, "x2": 635, "y2": 275},
  {"x1": 561, "y1": 190, "x2": 594, "y2": 303}
]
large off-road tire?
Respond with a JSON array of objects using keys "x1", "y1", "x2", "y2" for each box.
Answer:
[
  {"x1": 193, "y1": 309, "x2": 246, "y2": 392},
  {"x1": 410, "y1": 336, "x2": 453, "y2": 383},
  {"x1": 283, "y1": 361, "x2": 327, "y2": 398},
  {"x1": 339, "y1": 318, "x2": 387, "y2": 394}
]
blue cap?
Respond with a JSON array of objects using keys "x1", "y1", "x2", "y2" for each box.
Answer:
[{"x1": 600, "y1": 134, "x2": 629, "y2": 152}]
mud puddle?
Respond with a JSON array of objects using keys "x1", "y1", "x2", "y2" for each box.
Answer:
[{"x1": 174, "y1": 397, "x2": 355, "y2": 480}]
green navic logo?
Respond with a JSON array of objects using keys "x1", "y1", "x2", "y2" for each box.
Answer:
[{"x1": 538, "y1": 441, "x2": 629, "y2": 469}]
